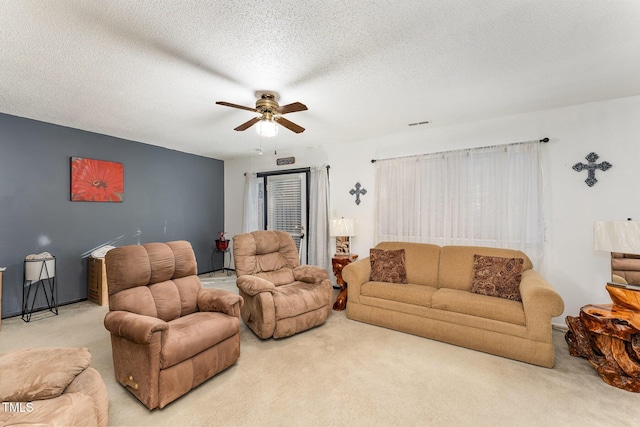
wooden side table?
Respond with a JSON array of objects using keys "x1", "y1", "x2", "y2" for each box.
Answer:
[
  {"x1": 332, "y1": 254, "x2": 358, "y2": 311},
  {"x1": 566, "y1": 284, "x2": 640, "y2": 392}
]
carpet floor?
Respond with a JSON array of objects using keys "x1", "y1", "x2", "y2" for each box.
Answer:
[{"x1": 1, "y1": 275, "x2": 638, "y2": 427}]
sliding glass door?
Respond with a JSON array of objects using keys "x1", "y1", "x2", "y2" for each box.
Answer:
[{"x1": 258, "y1": 171, "x2": 309, "y2": 264}]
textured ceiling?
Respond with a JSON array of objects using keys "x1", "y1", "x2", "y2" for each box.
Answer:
[{"x1": 1, "y1": 1, "x2": 639, "y2": 160}]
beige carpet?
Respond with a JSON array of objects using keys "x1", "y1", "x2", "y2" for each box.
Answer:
[{"x1": 1, "y1": 276, "x2": 638, "y2": 427}]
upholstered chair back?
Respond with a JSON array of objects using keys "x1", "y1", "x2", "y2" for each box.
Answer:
[
  {"x1": 233, "y1": 230, "x2": 300, "y2": 286},
  {"x1": 612, "y1": 252, "x2": 640, "y2": 285},
  {"x1": 105, "y1": 241, "x2": 202, "y2": 321}
]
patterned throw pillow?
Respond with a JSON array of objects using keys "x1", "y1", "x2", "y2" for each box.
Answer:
[
  {"x1": 469, "y1": 255, "x2": 524, "y2": 301},
  {"x1": 369, "y1": 249, "x2": 408, "y2": 284}
]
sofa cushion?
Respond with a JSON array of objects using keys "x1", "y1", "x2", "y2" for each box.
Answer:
[
  {"x1": 374, "y1": 242, "x2": 440, "y2": 286},
  {"x1": 361, "y1": 282, "x2": 436, "y2": 307},
  {"x1": 431, "y1": 288, "x2": 526, "y2": 325},
  {"x1": 438, "y1": 246, "x2": 532, "y2": 291},
  {"x1": 0, "y1": 347, "x2": 91, "y2": 401},
  {"x1": 257, "y1": 267, "x2": 296, "y2": 286},
  {"x1": 272, "y1": 281, "x2": 330, "y2": 319},
  {"x1": 233, "y1": 230, "x2": 301, "y2": 279},
  {"x1": 293, "y1": 265, "x2": 329, "y2": 284},
  {"x1": 470, "y1": 255, "x2": 524, "y2": 301},
  {"x1": 160, "y1": 312, "x2": 239, "y2": 369},
  {"x1": 370, "y1": 249, "x2": 408, "y2": 284}
]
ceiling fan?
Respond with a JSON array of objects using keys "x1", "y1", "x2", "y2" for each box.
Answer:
[{"x1": 216, "y1": 92, "x2": 308, "y2": 136}]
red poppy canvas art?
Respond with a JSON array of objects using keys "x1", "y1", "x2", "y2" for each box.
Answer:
[{"x1": 70, "y1": 157, "x2": 124, "y2": 202}]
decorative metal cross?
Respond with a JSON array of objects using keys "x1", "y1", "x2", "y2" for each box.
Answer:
[
  {"x1": 349, "y1": 182, "x2": 367, "y2": 205},
  {"x1": 572, "y1": 152, "x2": 612, "y2": 187}
]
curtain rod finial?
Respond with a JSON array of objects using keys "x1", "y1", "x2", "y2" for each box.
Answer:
[{"x1": 540, "y1": 137, "x2": 549, "y2": 143}]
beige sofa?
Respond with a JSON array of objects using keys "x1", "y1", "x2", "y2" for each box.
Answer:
[{"x1": 343, "y1": 242, "x2": 564, "y2": 367}]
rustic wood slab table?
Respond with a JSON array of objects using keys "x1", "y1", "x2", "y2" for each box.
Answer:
[
  {"x1": 566, "y1": 284, "x2": 640, "y2": 392},
  {"x1": 332, "y1": 254, "x2": 358, "y2": 311}
]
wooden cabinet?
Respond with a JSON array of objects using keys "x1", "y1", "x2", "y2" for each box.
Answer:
[{"x1": 88, "y1": 257, "x2": 109, "y2": 306}]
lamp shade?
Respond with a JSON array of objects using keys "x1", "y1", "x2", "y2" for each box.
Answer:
[
  {"x1": 594, "y1": 221, "x2": 640, "y2": 255},
  {"x1": 330, "y1": 218, "x2": 355, "y2": 237}
]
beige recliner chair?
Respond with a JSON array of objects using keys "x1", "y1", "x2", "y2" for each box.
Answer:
[
  {"x1": 233, "y1": 230, "x2": 333, "y2": 339},
  {"x1": 0, "y1": 347, "x2": 108, "y2": 426},
  {"x1": 104, "y1": 240, "x2": 243, "y2": 409}
]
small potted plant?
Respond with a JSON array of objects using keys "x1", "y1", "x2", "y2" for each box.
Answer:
[{"x1": 215, "y1": 231, "x2": 229, "y2": 251}]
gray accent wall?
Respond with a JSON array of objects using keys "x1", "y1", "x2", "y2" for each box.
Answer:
[{"x1": 0, "y1": 113, "x2": 224, "y2": 318}]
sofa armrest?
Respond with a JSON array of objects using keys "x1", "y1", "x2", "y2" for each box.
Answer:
[
  {"x1": 236, "y1": 275, "x2": 276, "y2": 296},
  {"x1": 103, "y1": 311, "x2": 168, "y2": 345},
  {"x1": 342, "y1": 257, "x2": 371, "y2": 305},
  {"x1": 293, "y1": 265, "x2": 329, "y2": 284},
  {"x1": 519, "y1": 269, "x2": 565, "y2": 341},
  {"x1": 197, "y1": 288, "x2": 244, "y2": 317}
]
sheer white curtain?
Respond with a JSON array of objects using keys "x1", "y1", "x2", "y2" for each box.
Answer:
[
  {"x1": 308, "y1": 165, "x2": 331, "y2": 271},
  {"x1": 242, "y1": 172, "x2": 261, "y2": 233},
  {"x1": 375, "y1": 141, "x2": 544, "y2": 266}
]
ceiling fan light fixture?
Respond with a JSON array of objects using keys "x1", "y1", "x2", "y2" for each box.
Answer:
[{"x1": 256, "y1": 118, "x2": 278, "y2": 138}]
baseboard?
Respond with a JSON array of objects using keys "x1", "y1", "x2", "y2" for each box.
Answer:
[
  {"x1": 552, "y1": 322, "x2": 568, "y2": 332},
  {"x1": 2, "y1": 297, "x2": 87, "y2": 320}
]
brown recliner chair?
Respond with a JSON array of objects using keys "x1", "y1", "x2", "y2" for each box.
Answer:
[
  {"x1": 233, "y1": 230, "x2": 333, "y2": 339},
  {"x1": 104, "y1": 240, "x2": 243, "y2": 410}
]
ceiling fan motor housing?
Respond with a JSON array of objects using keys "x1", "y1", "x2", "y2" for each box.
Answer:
[{"x1": 256, "y1": 93, "x2": 279, "y2": 113}]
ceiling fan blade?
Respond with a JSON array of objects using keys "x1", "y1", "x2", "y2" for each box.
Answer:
[
  {"x1": 234, "y1": 117, "x2": 261, "y2": 131},
  {"x1": 275, "y1": 117, "x2": 305, "y2": 134},
  {"x1": 276, "y1": 102, "x2": 308, "y2": 115},
  {"x1": 216, "y1": 101, "x2": 258, "y2": 113}
]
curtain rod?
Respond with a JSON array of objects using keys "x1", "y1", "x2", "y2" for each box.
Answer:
[
  {"x1": 244, "y1": 165, "x2": 330, "y2": 176},
  {"x1": 370, "y1": 138, "x2": 549, "y2": 163}
]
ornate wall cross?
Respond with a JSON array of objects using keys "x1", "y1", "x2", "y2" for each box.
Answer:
[
  {"x1": 349, "y1": 182, "x2": 367, "y2": 205},
  {"x1": 572, "y1": 152, "x2": 612, "y2": 187}
]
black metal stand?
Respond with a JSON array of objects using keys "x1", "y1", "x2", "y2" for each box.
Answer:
[
  {"x1": 22, "y1": 257, "x2": 58, "y2": 322},
  {"x1": 211, "y1": 248, "x2": 234, "y2": 276}
]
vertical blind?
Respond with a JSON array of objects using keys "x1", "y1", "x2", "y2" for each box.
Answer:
[{"x1": 267, "y1": 175, "x2": 303, "y2": 250}]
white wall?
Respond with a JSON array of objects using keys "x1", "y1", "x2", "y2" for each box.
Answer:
[{"x1": 225, "y1": 96, "x2": 640, "y2": 325}]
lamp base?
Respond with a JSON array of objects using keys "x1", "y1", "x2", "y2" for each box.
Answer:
[{"x1": 335, "y1": 236, "x2": 351, "y2": 255}]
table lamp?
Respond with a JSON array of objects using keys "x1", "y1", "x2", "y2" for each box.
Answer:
[{"x1": 330, "y1": 218, "x2": 355, "y2": 255}]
